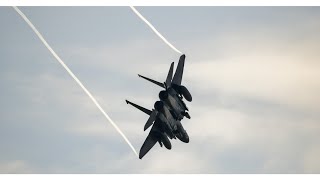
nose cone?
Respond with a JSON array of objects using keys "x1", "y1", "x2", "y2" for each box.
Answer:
[
  {"x1": 183, "y1": 136, "x2": 189, "y2": 143},
  {"x1": 154, "y1": 101, "x2": 164, "y2": 111}
]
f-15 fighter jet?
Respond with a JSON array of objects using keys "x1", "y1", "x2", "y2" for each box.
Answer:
[{"x1": 125, "y1": 54, "x2": 192, "y2": 159}]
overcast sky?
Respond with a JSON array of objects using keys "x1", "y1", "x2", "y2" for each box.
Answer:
[{"x1": 1, "y1": 6, "x2": 320, "y2": 173}]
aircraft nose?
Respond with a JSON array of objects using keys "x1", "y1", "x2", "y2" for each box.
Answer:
[
  {"x1": 182, "y1": 133, "x2": 189, "y2": 143},
  {"x1": 184, "y1": 136, "x2": 189, "y2": 143}
]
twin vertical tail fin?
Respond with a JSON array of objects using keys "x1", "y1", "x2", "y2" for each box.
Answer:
[
  {"x1": 136, "y1": 54, "x2": 186, "y2": 89},
  {"x1": 165, "y1": 62, "x2": 174, "y2": 88},
  {"x1": 138, "y1": 60, "x2": 176, "y2": 89},
  {"x1": 172, "y1": 54, "x2": 185, "y2": 86}
]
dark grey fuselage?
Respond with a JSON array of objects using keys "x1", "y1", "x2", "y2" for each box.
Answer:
[
  {"x1": 159, "y1": 87, "x2": 190, "y2": 120},
  {"x1": 157, "y1": 102, "x2": 189, "y2": 143}
]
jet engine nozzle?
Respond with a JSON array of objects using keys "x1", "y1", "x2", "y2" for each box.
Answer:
[
  {"x1": 159, "y1": 90, "x2": 168, "y2": 100},
  {"x1": 154, "y1": 101, "x2": 164, "y2": 111}
]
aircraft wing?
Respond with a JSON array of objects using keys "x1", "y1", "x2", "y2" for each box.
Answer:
[
  {"x1": 139, "y1": 124, "x2": 161, "y2": 159},
  {"x1": 172, "y1": 54, "x2": 185, "y2": 85}
]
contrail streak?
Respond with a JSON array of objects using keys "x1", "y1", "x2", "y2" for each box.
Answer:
[
  {"x1": 12, "y1": 6, "x2": 138, "y2": 157},
  {"x1": 130, "y1": 6, "x2": 182, "y2": 54}
]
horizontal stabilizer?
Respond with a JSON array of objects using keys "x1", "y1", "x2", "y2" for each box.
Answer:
[
  {"x1": 125, "y1": 100, "x2": 152, "y2": 115},
  {"x1": 138, "y1": 74, "x2": 165, "y2": 88}
]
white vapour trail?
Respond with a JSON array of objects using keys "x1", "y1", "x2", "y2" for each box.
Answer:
[
  {"x1": 12, "y1": 6, "x2": 138, "y2": 157},
  {"x1": 130, "y1": 6, "x2": 182, "y2": 54}
]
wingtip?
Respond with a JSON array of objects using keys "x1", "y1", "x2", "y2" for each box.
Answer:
[
  {"x1": 125, "y1": 100, "x2": 129, "y2": 104},
  {"x1": 138, "y1": 74, "x2": 141, "y2": 77}
]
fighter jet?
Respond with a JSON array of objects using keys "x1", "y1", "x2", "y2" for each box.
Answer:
[
  {"x1": 125, "y1": 99, "x2": 189, "y2": 159},
  {"x1": 138, "y1": 54, "x2": 192, "y2": 121}
]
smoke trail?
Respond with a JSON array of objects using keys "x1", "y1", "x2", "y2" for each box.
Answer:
[
  {"x1": 12, "y1": 6, "x2": 138, "y2": 157},
  {"x1": 130, "y1": 6, "x2": 182, "y2": 54}
]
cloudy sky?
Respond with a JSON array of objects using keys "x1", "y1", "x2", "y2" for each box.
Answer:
[{"x1": 1, "y1": 6, "x2": 320, "y2": 173}]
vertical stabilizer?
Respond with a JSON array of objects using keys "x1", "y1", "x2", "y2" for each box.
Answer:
[
  {"x1": 172, "y1": 54, "x2": 185, "y2": 85},
  {"x1": 165, "y1": 62, "x2": 174, "y2": 88}
]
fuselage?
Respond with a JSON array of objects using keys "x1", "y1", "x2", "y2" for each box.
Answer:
[
  {"x1": 159, "y1": 87, "x2": 189, "y2": 120},
  {"x1": 156, "y1": 102, "x2": 189, "y2": 143}
]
